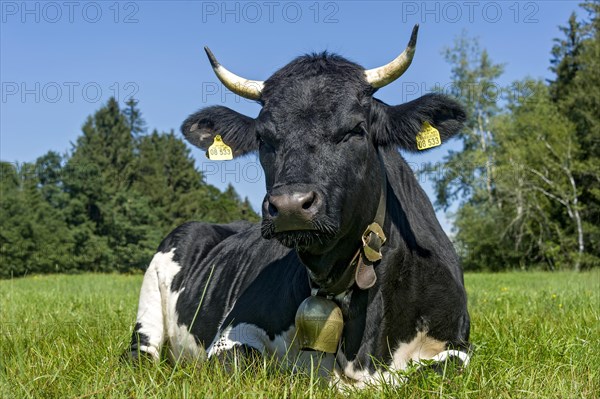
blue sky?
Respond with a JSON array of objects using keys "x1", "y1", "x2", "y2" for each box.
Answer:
[{"x1": 1, "y1": 1, "x2": 581, "y2": 232}]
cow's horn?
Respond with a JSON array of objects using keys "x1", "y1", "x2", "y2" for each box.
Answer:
[
  {"x1": 364, "y1": 25, "x2": 419, "y2": 89},
  {"x1": 204, "y1": 47, "x2": 264, "y2": 100}
]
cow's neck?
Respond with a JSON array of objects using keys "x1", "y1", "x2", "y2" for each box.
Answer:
[{"x1": 298, "y1": 151, "x2": 388, "y2": 296}]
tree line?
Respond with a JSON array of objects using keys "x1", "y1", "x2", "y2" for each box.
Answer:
[
  {"x1": 429, "y1": 1, "x2": 599, "y2": 271},
  {"x1": 0, "y1": 98, "x2": 258, "y2": 278},
  {"x1": 1, "y1": 3, "x2": 597, "y2": 277}
]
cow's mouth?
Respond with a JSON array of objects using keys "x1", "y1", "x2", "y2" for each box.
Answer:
[
  {"x1": 275, "y1": 230, "x2": 336, "y2": 250},
  {"x1": 261, "y1": 220, "x2": 337, "y2": 251}
]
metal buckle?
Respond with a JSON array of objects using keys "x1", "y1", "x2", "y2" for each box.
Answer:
[{"x1": 361, "y1": 222, "x2": 387, "y2": 262}]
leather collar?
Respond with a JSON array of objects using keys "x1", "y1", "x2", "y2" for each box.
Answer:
[{"x1": 308, "y1": 151, "x2": 388, "y2": 301}]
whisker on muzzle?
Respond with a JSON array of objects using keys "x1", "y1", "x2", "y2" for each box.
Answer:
[{"x1": 261, "y1": 218, "x2": 338, "y2": 250}]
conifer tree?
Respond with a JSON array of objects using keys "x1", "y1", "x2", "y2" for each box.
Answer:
[
  {"x1": 123, "y1": 98, "x2": 147, "y2": 137},
  {"x1": 0, "y1": 161, "x2": 75, "y2": 277}
]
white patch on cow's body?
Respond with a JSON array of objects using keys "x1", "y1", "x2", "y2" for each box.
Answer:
[
  {"x1": 133, "y1": 248, "x2": 202, "y2": 361},
  {"x1": 207, "y1": 323, "x2": 269, "y2": 356},
  {"x1": 207, "y1": 323, "x2": 334, "y2": 376},
  {"x1": 390, "y1": 331, "x2": 447, "y2": 370},
  {"x1": 333, "y1": 331, "x2": 470, "y2": 389}
]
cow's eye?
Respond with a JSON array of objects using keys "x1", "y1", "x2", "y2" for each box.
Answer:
[{"x1": 338, "y1": 122, "x2": 366, "y2": 143}]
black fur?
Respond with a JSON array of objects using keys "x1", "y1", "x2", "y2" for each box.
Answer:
[{"x1": 129, "y1": 322, "x2": 150, "y2": 351}]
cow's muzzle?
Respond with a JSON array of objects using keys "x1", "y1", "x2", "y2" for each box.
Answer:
[
  {"x1": 261, "y1": 190, "x2": 337, "y2": 250},
  {"x1": 263, "y1": 191, "x2": 322, "y2": 232}
]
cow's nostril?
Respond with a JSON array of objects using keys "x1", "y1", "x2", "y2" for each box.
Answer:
[
  {"x1": 301, "y1": 192, "x2": 316, "y2": 210},
  {"x1": 268, "y1": 202, "x2": 278, "y2": 217}
]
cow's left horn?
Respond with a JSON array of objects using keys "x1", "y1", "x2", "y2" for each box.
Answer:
[
  {"x1": 204, "y1": 47, "x2": 264, "y2": 100},
  {"x1": 364, "y1": 25, "x2": 419, "y2": 89}
]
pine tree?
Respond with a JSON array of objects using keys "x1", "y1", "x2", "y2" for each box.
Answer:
[
  {"x1": 0, "y1": 161, "x2": 75, "y2": 277},
  {"x1": 549, "y1": 12, "x2": 585, "y2": 102},
  {"x1": 135, "y1": 129, "x2": 206, "y2": 233},
  {"x1": 134, "y1": 130, "x2": 259, "y2": 233},
  {"x1": 63, "y1": 97, "x2": 152, "y2": 271},
  {"x1": 123, "y1": 98, "x2": 147, "y2": 137}
]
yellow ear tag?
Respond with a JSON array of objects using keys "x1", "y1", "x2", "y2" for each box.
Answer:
[
  {"x1": 207, "y1": 135, "x2": 233, "y2": 160},
  {"x1": 416, "y1": 121, "x2": 441, "y2": 150}
]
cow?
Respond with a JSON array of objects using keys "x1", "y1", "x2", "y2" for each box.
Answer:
[{"x1": 127, "y1": 25, "x2": 471, "y2": 388}]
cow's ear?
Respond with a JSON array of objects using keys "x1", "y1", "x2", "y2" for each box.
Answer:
[
  {"x1": 370, "y1": 94, "x2": 466, "y2": 152},
  {"x1": 181, "y1": 106, "x2": 258, "y2": 157}
]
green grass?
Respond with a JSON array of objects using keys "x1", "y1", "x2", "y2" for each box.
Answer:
[{"x1": 1, "y1": 271, "x2": 598, "y2": 398}]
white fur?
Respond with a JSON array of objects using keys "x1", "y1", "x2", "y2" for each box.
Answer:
[
  {"x1": 133, "y1": 249, "x2": 202, "y2": 361},
  {"x1": 133, "y1": 251, "x2": 169, "y2": 359},
  {"x1": 333, "y1": 331, "x2": 470, "y2": 388}
]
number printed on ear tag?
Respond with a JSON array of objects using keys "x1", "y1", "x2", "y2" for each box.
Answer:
[
  {"x1": 416, "y1": 121, "x2": 441, "y2": 150},
  {"x1": 207, "y1": 135, "x2": 233, "y2": 160}
]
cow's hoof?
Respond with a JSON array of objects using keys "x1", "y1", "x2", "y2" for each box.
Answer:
[
  {"x1": 414, "y1": 354, "x2": 468, "y2": 379},
  {"x1": 120, "y1": 349, "x2": 158, "y2": 365},
  {"x1": 214, "y1": 345, "x2": 263, "y2": 373}
]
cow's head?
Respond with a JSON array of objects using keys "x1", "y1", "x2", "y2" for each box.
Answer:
[{"x1": 182, "y1": 25, "x2": 465, "y2": 274}]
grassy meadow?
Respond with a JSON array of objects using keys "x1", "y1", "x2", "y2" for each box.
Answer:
[{"x1": 1, "y1": 271, "x2": 598, "y2": 398}]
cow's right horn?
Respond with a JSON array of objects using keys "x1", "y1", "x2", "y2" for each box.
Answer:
[
  {"x1": 204, "y1": 47, "x2": 264, "y2": 100},
  {"x1": 364, "y1": 24, "x2": 419, "y2": 89}
]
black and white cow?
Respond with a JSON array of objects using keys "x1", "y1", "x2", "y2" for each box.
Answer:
[{"x1": 127, "y1": 25, "x2": 470, "y2": 387}]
